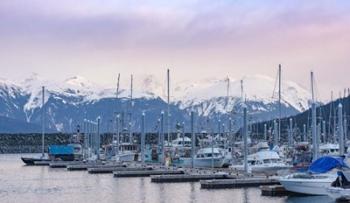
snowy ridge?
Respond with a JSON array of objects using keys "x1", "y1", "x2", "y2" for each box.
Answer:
[
  {"x1": 174, "y1": 75, "x2": 311, "y2": 114},
  {"x1": 16, "y1": 73, "x2": 310, "y2": 113}
]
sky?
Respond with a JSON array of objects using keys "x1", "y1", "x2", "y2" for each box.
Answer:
[{"x1": 0, "y1": 0, "x2": 349, "y2": 101}]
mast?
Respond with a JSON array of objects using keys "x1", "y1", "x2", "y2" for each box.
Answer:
[
  {"x1": 129, "y1": 74, "x2": 133, "y2": 144},
  {"x1": 41, "y1": 86, "x2": 45, "y2": 158},
  {"x1": 278, "y1": 64, "x2": 282, "y2": 143},
  {"x1": 226, "y1": 76, "x2": 230, "y2": 107},
  {"x1": 311, "y1": 71, "x2": 318, "y2": 160},
  {"x1": 328, "y1": 91, "x2": 333, "y2": 143},
  {"x1": 115, "y1": 73, "x2": 120, "y2": 153},
  {"x1": 240, "y1": 80, "x2": 244, "y2": 101},
  {"x1": 167, "y1": 69, "x2": 170, "y2": 145}
]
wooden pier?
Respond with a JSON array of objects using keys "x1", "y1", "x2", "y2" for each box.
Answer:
[
  {"x1": 151, "y1": 174, "x2": 235, "y2": 183},
  {"x1": 113, "y1": 170, "x2": 184, "y2": 177},
  {"x1": 200, "y1": 178, "x2": 279, "y2": 189}
]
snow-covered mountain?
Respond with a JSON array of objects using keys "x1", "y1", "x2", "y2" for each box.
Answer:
[{"x1": 0, "y1": 73, "x2": 312, "y2": 133}]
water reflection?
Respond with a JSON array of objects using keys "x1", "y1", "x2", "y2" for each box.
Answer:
[{"x1": 0, "y1": 154, "x2": 337, "y2": 203}]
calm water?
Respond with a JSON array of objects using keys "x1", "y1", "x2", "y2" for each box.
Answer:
[{"x1": 0, "y1": 154, "x2": 334, "y2": 203}]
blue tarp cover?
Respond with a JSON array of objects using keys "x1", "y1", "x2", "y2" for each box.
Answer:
[
  {"x1": 308, "y1": 156, "x2": 348, "y2": 173},
  {"x1": 48, "y1": 145, "x2": 74, "y2": 155}
]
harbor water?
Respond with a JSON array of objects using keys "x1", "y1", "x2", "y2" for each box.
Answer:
[{"x1": 0, "y1": 154, "x2": 334, "y2": 203}]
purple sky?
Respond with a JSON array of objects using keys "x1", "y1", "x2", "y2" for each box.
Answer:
[{"x1": 0, "y1": 0, "x2": 349, "y2": 101}]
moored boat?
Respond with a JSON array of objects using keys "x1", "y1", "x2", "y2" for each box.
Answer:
[{"x1": 280, "y1": 156, "x2": 349, "y2": 195}]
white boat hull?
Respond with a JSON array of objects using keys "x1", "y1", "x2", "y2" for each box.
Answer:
[
  {"x1": 230, "y1": 164, "x2": 291, "y2": 174},
  {"x1": 279, "y1": 177, "x2": 335, "y2": 195},
  {"x1": 326, "y1": 187, "x2": 350, "y2": 200},
  {"x1": 115, "y1": 152, "x2": 136, "y2": 162}
]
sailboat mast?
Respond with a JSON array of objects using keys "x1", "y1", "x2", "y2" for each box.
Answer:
[
  {"x1": 240, "y1": 80, "x2": 244, "y2": 101},
  {"x1": 167, "y1": 69, "x2": 170, "y2": 145},
  {"x1": 115, "y1": 73, "x2": 120, "y2": 151},
  {"x1": 278, "y1": 64, "x2": 282, "y2": 144},
  {"x1": 226, "y1": 76, "x2": 230, "y2": 106},
  {"x1": 129, "y1": 74, "x2": 133, "y2": 144},
  {"x1": 311, "y1": 71, "x2": 318, "y2": 160},
  {"x1": 41, "y1": 86, "x2": 45, "y2": 158}
]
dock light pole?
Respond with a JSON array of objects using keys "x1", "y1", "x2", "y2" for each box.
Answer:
[
  {"x1": 338, "y1": 104, "x2": 345, "y2": 155},
  {"x1": 264, "y1": 124, "x2": 267, "y2": 141},
  {"x1": 243, "y1": 106, "x2": 248, "y2": 174},
  {"x1": 191, "y1": 112, "x2": 195, "y2": 168},
  {"x1": 141, "y1": 112, "x2": 145, "y2": 164},
  {"x1": 160, "y1": 111, "x2": 165, "y2": 165}
]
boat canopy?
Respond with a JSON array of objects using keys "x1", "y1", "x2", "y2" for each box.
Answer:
[
  {"x1": 48, "y1": 145, "x2": 74, "y2": 155},
  {"x1": 308, "y1": 156, "x2": 348, "y2": 174}
]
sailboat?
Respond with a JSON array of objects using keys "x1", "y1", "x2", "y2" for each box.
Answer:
[{"x1": 21, "y1": 86, "x2": 50, "y2": 165}]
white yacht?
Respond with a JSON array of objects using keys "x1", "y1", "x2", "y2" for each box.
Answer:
[
  {"x1": 114, "y1": 142, "x2": 138, "y2": 162},
  {"x1": 177, "y1": 147, "x2": 226, "y2": 168},
  {"x1": 230, "y1": 150, "x2": 291, "y2": 174},
  {"x1": 319, "y1": 143, "x2": 339, "y2": 156},
  {"x1": 280, "y1": 156, "x2": 348, "y2": 195},
  {"x1": 171, "y1": 136, "x2": 192, "y2": 148}
]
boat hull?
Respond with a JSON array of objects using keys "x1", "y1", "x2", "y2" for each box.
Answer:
[
  {"x1": 21, "y1": 157, "x2": 50, "y2": 165},
  {"x1": 279, "y1": 178, "x2": 335, "y2": 195},
  {"x1": 326, "y1": 187, "x2": 350, "y2": 200},
  {"x1": 115, "y1": 152, "x2": 137, "y2": 162}
]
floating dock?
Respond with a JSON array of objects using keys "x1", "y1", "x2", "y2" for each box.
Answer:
[
  {"x1": 151, "y1": 174, "x2": 235, "y2": 183},
  {"x1": 88, "y1": 167, "x2": 153, "y2": 174},
  {"x1": 33, "y1": 160, "x2": 51, "y2": 166},
  {"x1": 260, "y1": 185, "x2": 293, "y2": 196},
  {"x1": 49, "y1": 161, "x2": 84, "y2": 168},
  {"x1": 200, "y1": 178, "x2": 279, "y2": 189},
  {"x1": 113, "y1": 170, "x2": 184, "y2": 177},
  {"x1": 67, "y1": 163, "x2": 126, "y2": 171}
]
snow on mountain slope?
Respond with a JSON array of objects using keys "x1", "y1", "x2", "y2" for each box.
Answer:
[
  {"x1": 174, "y1": 75, "x2": 311, "y2": 114},
  {"x1": 0, "y1": 73, "x2": 312, "y2": 132},
  {"x1": 17, "y1": 73, "x2": 310, "y2": 114}
]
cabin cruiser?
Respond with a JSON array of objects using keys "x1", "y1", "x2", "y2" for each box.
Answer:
[
  {"x1": 230, "y1": 150, "x2": 291, "y2": 174},
  {"x1": 280, "y1": 156, "x2": 349, "y2": 195},
  {"x1": 319, "y1": 143, "x2": 339, "y2": 156},
  {"x1": 171, "y1": 136, "x2": 192, "y2": 148},
  {"x1": 326, "y1": 171, "x2": 350, "y2": 200},
  {"x1": 114, "y1": 142, "x2": 139, "y2": 162},
  {"x1": 176, "y1": 147, "x2": 226, "y2": 168}
]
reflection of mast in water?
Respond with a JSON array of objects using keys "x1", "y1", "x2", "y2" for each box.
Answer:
[{"x1": 242, "y1": 188, "x2": 249, "y2": 203}]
